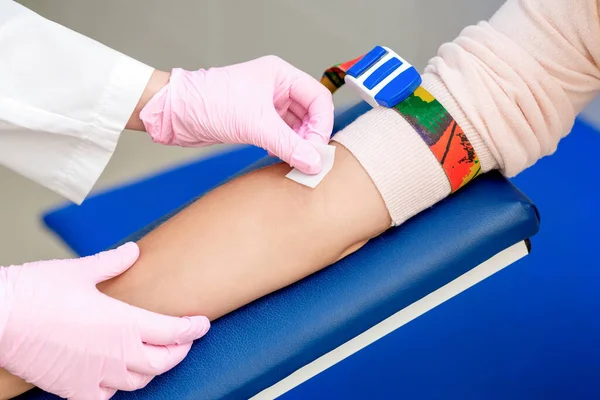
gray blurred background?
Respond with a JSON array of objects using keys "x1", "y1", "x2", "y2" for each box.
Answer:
[{"x1": 2, "y1": 0, "x2": 598, "y2": 265}]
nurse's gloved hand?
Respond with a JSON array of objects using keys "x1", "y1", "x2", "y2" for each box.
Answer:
[
  {"x1": 0, "y1": 243, "x2": 210, "y2": 400},
  {"x1": 140, "y1": 56, "x2": 335, "y2": 174}
]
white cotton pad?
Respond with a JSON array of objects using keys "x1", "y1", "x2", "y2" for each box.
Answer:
[{"x1": 285, "y1": 143, "x2": 336, "y2": 188}]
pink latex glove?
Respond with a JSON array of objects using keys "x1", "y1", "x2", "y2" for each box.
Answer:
[
  {"x1": 0, "y1": 243, "x2": 210, "y2": 400},
  {"x1": 140, "y1": 55, "x2": 335, "y2": 174}
]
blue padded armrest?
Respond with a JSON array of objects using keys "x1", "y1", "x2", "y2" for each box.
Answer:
[{"x1": 23, "y1": 168, "x2": 540, "y2": 400}]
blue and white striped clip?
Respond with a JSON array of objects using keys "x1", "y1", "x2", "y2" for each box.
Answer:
[{"x1": 344, "y1": 46, "x2": 422, "y2": 108}]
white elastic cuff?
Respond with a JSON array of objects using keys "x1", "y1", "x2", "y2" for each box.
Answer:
[{"x1": 332, "y1": 106, "x2": 450, "y2": 226}]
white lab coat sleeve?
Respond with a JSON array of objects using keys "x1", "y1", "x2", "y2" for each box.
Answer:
[{"x1": 0, "y1": 0, "x2": 154, "y2": 204}]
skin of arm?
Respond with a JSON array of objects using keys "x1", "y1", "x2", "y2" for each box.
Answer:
[
  {"x1": 101, "y1": 142, "x2": 391, "y2": 319},
  {"x1": 0, "y1": 142, "x2": 391, "y2": 398}
]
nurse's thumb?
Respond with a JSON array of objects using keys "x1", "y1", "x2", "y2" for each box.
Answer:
[
  {"x1": 87, "y1": 242, "x2": 141, "y2": 284},
  {"x1": 267, "y1": 117, "x2": 322, "y2": 175}
]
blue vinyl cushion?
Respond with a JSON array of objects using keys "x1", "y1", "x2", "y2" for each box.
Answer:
[{"x1": 25, "y1": 102, "x2": 540, "y2": 400}]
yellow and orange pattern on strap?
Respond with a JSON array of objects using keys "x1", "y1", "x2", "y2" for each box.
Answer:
[{"x1": 321, "y1": 56, "x2": 481, "y2": 193}]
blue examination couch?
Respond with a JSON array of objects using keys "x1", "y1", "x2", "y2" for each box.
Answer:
[{"x1": 21, "y1": 102, "x2": 540, "y2": 399}]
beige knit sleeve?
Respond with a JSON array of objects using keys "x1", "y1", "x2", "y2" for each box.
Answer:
[{"x1": 428, "y1": 0, "x2": 600, "y2": 176}]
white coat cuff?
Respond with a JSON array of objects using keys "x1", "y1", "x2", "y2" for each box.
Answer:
[{"x1": 56, "y1": 56, "x2": 154, "y2": 204}]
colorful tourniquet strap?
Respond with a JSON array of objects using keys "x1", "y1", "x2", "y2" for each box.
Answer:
[{"x1": 321, "y1": 56, "x2": 481, "y2": 193}]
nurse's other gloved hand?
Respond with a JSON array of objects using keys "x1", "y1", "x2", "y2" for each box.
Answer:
[
  {"x1": 0, "y1": 243, "x2": 210, "y2": 400},
  {"x1": 140, "y1": 56, "x2": 335, "y2": 175}
]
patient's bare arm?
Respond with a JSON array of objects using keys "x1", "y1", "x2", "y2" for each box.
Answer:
[
  {"x1": 0, "y1": 143, "x2": 389, "y2": 399},
  {"x1": 100, "y1": 142, "x2": 390, "y2": 320}
]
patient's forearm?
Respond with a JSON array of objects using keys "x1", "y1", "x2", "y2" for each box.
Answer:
[
  {"x1": 0, "y1": 143, "x2": 389, "y2": 398},
  {"x1": 100, "y1": 143, "x2": 390, "y2": 319}
]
